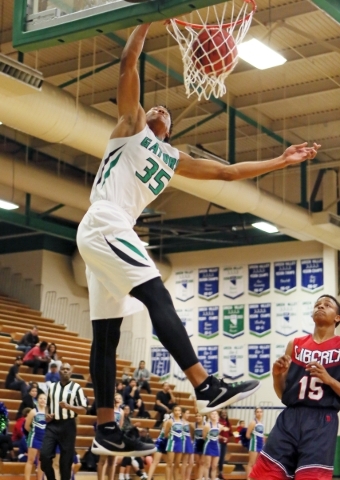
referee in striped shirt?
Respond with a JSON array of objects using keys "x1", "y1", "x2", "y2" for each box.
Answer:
[{"x1": 40, "y1": 362, "x2": 87, "y2": 480}]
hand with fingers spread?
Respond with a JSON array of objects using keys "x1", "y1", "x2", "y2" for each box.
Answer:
[{"x1": 282, "y1": 142, "x2": 321, "y2": 166}]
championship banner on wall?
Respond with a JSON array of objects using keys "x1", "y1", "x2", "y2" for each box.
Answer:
[
  {"x1": 248, "y1": 263, "x2": 270, "y2": 296},
  {"x1": 151, "y1": 347, "x2": 170, "y2": 380},
  {"x1": 176, "y1": 308, "x2": 194, "y2": 337},
  {"x1": 222, "y1": 266, "x2": 245, "y2": 299},
  {"x1": 248, "y1": 344, "x2": 271, "y2": 380},
  {"x1": 275, "y1": 344, "x2": 286, "y2": 360},
  {"x1": 223, "y1": 345, "x2": 245, "y2": 380},
  {"x1": 198, "y1": 306, "x2": 219, "y2": 339},
  {"x1": 223, "y1": 305, "x2": 245, "y2": 339},
  {"x1": 301, "y1": 300, "x2": 314, "y2": 334},
  {"x1": 198, "y1": 267, "x2": 219, "y2": 300},
  {"x1": 173, "y1": 361, "x2": 186, "y2": 381},
  {"x1": 197, "y1": 346, "x2": 218, "y2": 377},
  {"x1": 276, "y1": 302, "x2": 298, "y2": 336},
  {"x1": 175, "y1": 270, "x2": 194, "y2": 302},
  {"x1": 274, "y1": 260, "x2": 297, "y2": 294},
  {"x1": 301, "y1": 258, "x2": 324, "y2": 293},
  {"x1": 249, "y1": 303, "x2": 271, "y2": 337}
]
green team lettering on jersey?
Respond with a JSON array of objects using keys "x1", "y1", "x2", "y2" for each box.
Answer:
[
  {"x1": 135, "y1": 157, "x2": 171, "y2": 196},
  {"x1": 140, "y1": 136, "x2": 178, "y2": 172}
]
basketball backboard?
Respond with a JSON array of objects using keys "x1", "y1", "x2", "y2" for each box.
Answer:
[{"x1": 13, "y1": 0, "x2": 230, "y2": 52}]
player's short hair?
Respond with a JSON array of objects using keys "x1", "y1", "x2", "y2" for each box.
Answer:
[
  {"x1": 316, "y1": 294, "x2": 340, "y2": 326},
  {"x1": 155, "y1": 105, "x2": 173, "y2": 143}
]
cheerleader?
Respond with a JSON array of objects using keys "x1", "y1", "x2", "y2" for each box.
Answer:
[
  {"x1": 147, "y1": 414, "x2": 170, "y2": 480},
  {"x1": 97, "y1": 393, "x2": 125, "y2": 480},
  {"x1": 164, "y1": 406, "x2": 183, "y2": 480},
  {"x1": 193, "y1": 413, "x2": 207, "y2": 480},
  {"x1": 24, "y1": 392, "x2": 47, "y2": 480},
  {"x1": 181, "y1": 409, "x2": 194, "y2": 480},
  {"x1": 203, "y1": 411, "x2": 221, "y2": 480},
  {"x1": 246, "y1": 407, "x2": 264, "y2": 479}
]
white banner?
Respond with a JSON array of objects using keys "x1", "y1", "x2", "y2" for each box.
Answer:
[
  {"x1": 275, "y1": 302, "x2": 298, "y2": 336},
  {"x1": 301, "y1": 300, "x2": 314, "y2": 334},
  {"x1": 175, "y1": 270, "x2": 194, "y2": 302},
  {"x1": 274, "y1": 344, "x2": 286, "y2": 360},
  {"x1": 222, "y1": 345, "x2": 245, "y2": 380},
  {"x1": 176, "y1": 308, "x2": 194, "y2": 337},
  {"x1": 222, "y1": 265, "x2": 245, "y2": 299}
]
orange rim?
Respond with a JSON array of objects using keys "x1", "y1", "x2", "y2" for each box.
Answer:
[{"x1": 168, "y1": 0, "x2": 256, "y2": 30}]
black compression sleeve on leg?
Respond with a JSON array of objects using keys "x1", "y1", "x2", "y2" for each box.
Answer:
[
  {"x1": 130, "y1": 277, "x2": 199, "y2": 371},
  {"x1": 90, "y1": 318, "x2": 123, "y2": 409}
]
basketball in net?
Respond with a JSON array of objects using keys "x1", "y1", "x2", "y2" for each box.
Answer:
[
  {"x1": 192, "y1": 30, "x2": 237, "y2": 76},
  {"x1": 166, "y1": 0, "x2": 256, "y2": 100}
]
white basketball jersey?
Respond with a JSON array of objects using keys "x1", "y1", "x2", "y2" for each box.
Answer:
[{"x1": 90, "y1": 125, "x2": 180, "y2": 221}]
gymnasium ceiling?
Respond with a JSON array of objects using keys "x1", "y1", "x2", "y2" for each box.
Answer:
[{"x1": 0, "y1": 0, "x2": 339, "y2": 255}]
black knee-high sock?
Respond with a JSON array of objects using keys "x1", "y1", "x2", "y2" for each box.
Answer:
[
  {"x1": 130, "y1": 277, "x2": 199, "y2": 371},
  {"x1": 90, "y1": 318, "x2": 123, "y2": 409}
]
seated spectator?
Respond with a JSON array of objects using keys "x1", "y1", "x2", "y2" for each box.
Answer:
[
  {"x1": 133, "y1": 361, "x2": 151, "y2": 394},
  {"x1": 5, "y1": 356, "x2": 28, "y2": 398},
  {"x1": 45, "y1": 363, "x2": 60, "y2": 385},
  {"x1": 154, "y1": 382, "x2": 177, "y2": 425},
  {"x1": 234, "y1": 420, "x2": 249, "y2": 449},
  {"x1": 123, "y1": 378, "x2": 146, "y2": 418},
  {"x1": 16, "y1": 385, "x2": 38, "y2": 419},
  {"x1": 122, "y1": 405, "x2": 138, "y2": 433},
  {"x1": 12, "y1": 407, "x2": 31, "y2": 447},
  {"x1": 0, "y1": 402, "x2": 16, "y2": 461},
  {"x1": 23, "y1": 341, "x2": 50, "y2": 375},
  {"x1": 116, "y1": 381, "x2": 125, "y2": 397},
  {"x1": 45, "y1": 343, "x2": 62, "y2": 371},
  {"x1": 139, "y1": 428, "x2": 154, "y2": 469},
  {"x1": 16, "y1": 326, "x2": 39, "y2": 354},
  {"x1": 122, "y1": 367, "x2": 132, "y2": 386}
]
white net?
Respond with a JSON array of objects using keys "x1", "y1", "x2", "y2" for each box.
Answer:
[{"x1": 166, "y1": 0, "x2": 256, "y2": 100}]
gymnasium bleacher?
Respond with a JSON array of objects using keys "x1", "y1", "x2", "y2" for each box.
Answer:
[{"x1": 0, "y1": 294, "x2": 248, "y2": 479}]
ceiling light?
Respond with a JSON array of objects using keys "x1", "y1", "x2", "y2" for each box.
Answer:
[
  {"x1": 252, "y1": 222, "x2": 279, "y2": 233},
  {"x1": 0, "y1": 199, "x2": 19, "y2": 210},
  {"x1": 141, "y1": 240, "x2": 149, "y2": 247},
  {"x1": 0, "y1": 122, "x2": 2, "y2": 125},
  {"x1": 238, "y1": 39, "x2": 287, "y2": 70}
]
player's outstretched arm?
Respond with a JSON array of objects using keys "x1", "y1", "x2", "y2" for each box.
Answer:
[
  {"x1": 272, "y1": 341, "x2": 293, "y2": 400},
  {"x1": 176, "y1": 143, "x2": 320, "y2": 181},
  {"x1": 111, "y1": 24, "x2": 150, "y2": 138}
]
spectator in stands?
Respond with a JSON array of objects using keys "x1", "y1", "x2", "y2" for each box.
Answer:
[
  {"x1": 5, "y1": 356, "x2": 29, "y2": 398},
  {"x1": 133, "y1": 361, "x2": 151, "y2": 394},
  {"x1": 16, "y1": 326, "x2": 39, "y2": 354},
  {"x1": 16, "y1": 385, "x2": 38, "y2": 419},
  {"x1": 116, "y1": 381, "x2": 125, "y2": 397},
  {"x1": 218, "y1": 410, "x2": 232, "y2": 480},
  {"x1": 45, "y1": 343, "x2": 62, "y2": 371},
  {"x1": 234, "y1": 420, "x2": 249, "y2": 449},
  {"x1": 154, "y1": 382, "x2": 177, "y2": 426},
  {"x1": 45, "y1": 363, "x2": 60, "y2": 385},
  {"x1": 139, "y1": 428, "x2": 154, "y2": 470},
  {"x1": 12, "y1": 407, "x2": 31, "y2": 447},
  {"x1": 0, "y1": 401, "x2": 16, "y2": 461},
  {"x1": 23, "y1": 341, "x2": 50, "y2": 375},
  {"x1": 124, "y1": 378, "x2": 146, "y2": 418},
  {"x1": 122, "y1": 367, "x2": 132, "y2": 386}
]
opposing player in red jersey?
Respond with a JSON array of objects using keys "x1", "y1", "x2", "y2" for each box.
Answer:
[{"x1": 250, "y1": 294, "x2": 340, "y2": 480}]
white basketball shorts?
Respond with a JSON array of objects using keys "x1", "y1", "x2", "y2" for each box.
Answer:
[{"x1": 77, "y1": 201, "x2": 160, "y2": 320}]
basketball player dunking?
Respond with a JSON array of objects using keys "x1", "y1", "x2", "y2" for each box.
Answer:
[
  {"x1": 76, "y1": 23, "x2": 320, "y2": 457},
  {"x1": 250, "y1": 294, "x2": 340, "y2": 480}
]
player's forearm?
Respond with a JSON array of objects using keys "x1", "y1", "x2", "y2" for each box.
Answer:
[
  {"x1": 272, "y1": 374, "x2": 286, "y2": 399},
  {"x1": 121, "y1": 24, "x2": 151, "y2": 67},
  {"x1": 221, "y1": 156, "x2": 288, "y2": 181},
  {"x1": 326, "y1": 377, "x2": 340, "y2": 397}
]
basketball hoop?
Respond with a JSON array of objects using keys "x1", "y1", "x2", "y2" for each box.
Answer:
[{"x1": 166, "y1": 0, "x2": 256, "y2": 100}]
